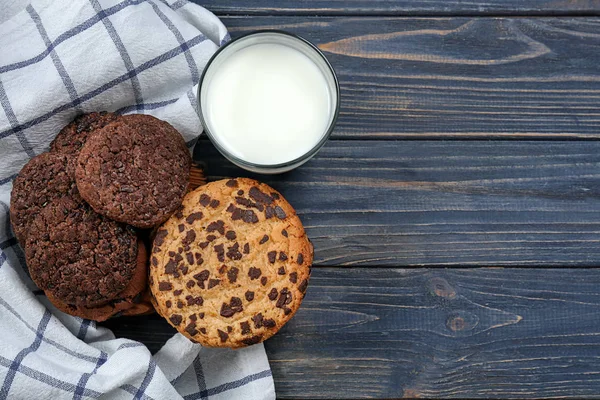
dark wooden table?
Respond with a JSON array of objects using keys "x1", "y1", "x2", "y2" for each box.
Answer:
[{"x1": 106, "y1": 1, "x2": 600, "y2": 398}]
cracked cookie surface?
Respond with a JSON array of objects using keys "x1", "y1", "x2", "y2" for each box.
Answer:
[
  {"x1": 149, "y1": 178, "x2": 312, "y2": 348},
  {"x1": 75, "y1": 114, "x2": 191, "y2": 228},
  {"x1": 50, "y1": 111, "x2": 119, "y2": 155},
  {"x1": 10, "y1": 152, "x2": 78, "y2": 245},
  {"x1": 25, "y1": 196, "x2": 139, "y2": 307}
]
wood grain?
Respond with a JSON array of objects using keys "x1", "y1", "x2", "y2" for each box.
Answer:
[
  {"x1": 196, "y1": 0, "x2": 600, "y2": 16},
  {"x1": 193, "y1": 139, "x2": 600, "y2": 267},
  {"x1": 220, "y1": 16, "x2": 600, "y2": 139},
  {"x1": 104, "y1": 267, "x2": 600, "y2": 398}
]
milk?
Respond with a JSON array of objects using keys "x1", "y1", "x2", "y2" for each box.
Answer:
[{"x1": 204, "y1": 43, "x2": 332, "y2": 165}]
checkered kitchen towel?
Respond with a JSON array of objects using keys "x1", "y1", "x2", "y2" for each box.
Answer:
[{"x1": 0, "y1": 0, "x2": 275, "y2": 399}]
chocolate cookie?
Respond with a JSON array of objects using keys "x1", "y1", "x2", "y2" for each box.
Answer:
[
  {"x1": 50, "y1": 112, "x2": 119, "y2": 155},
  {"x1": 26, "y1": 196, "x2": 139, "y2": 307},
  {"x1": 45, "y1": 240, "x2": 152, "y2": 321},
  {"x1": 10, "y1": 152, "x2": 78, "y2": 244},
  {"x1": 75, "y1": 114, "x2": 191, "y2": 229},
  {"x1": 149, "y1": 178, "x2": 312, "y2": 348}
]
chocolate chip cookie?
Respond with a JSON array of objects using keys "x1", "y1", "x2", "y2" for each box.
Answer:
[
  {"x1": 45, "y1": 239, "x2": 152, "y2": 321},
  {"x1": 149, "y1": 178, "x2": 312, "y2": 348},
  {"x1": 50, "y1": 112, "x2": 119, "y2": 155},
  {"x1": 10, "y1": 152, "x2": 78, "y2": 244},
  {"x1": 75, "y1": 114, "x2": 191, "y2": 229},
  {"x1": 26, "y1": 196, "x2": 139, "y2": 307}
]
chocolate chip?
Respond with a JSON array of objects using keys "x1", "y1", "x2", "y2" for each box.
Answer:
[
  {"x1": 185, "y1": 322, "x2": 198, "y2": 336},
  {"x1": 196, "y1": 254, "x2": 204, "y2": 265},
  {"x1": 226, "y1": 179, "x2": 238, "y2": 188},
  {"x1": 165, "y1": 300, "x2": 172, "y2": 308},
  {"x1": 214, "y1": 244, "x2": 225, "y2": 262},
  {"x1": 153, "y1": 246, "x2": 161, "y2": 254},
  {"x1": 299, "y1": 279, "x2": 309, "y2": 294},
  {"x1": 199, "y1": 312, "x2": 205, "y2": 319},
  {"x1": 227, "y1": 267, "x2": 239, "y2": 283},
  {"x1": 271, "y1": 192, "x2": 280, "y2": 200},
  {"x1": 177, "y1": 300, "x2": 184, "y2": 309},
  {"x1": 227, "y1": 326, "x2": 233, "y2": 333},
  {"x1": 278, "y1": 267, "x2": 286, "y2": 275},
  {"x1": 220, "y1": 297, "x2": 243, "y2": 318},
  {"x1": 263, "y1": 319, "x2": 276, "y2": 328},
  {"x1": 242, "y1": 210, "x2": 259, "y2": 224},
  {"x1": 252, "y1": 313, "x2": 264, "y2": 329},
  {"x1": 210, "y1": 199, "x2": 220, "y2": 208},
  {"x1": 241, "y1": 321, "x2": 251, "y2": 335},
  {"x1": 194, "y1": 270, "x2": 209, "y2": 283},
  {"x1": 174, "y1": 289, "x2": 183, "y2": 296},
  {"x1": 261, "y1": 277, "x2": 268, "y2": 286},
  {"x1": 249, "y1": 187, "x2": 275, "y2": 205},
  {"x1": 175, "y1": 206, "x2": 184, "y2": 219},
  {"x1": 151, "y1": 257, "x2": 158, "y2": 267},
  {"x1": 207, "y1": 220, "x2": 225, "y2": 235},
  {"x1": 235, "y1": 196, "x2": 263, "y2": 211},
  {"x1": 231, "y1": 207, "x2": 243, "y2": 221},
  {"x1": 199, "y1": 241, "x2": 209, "y2": 249},
  {"x1": 297, "y1": 254, "x2": 304, "y2": 265},
  {"x1": 276, "y1": 288, "x2": 292, "y2": 308},
  {"x1": 206, "y1": 235, "x2": 216, "y2": 242},
  {"x1": 187, "y1": 280, "x2": 196, "y2": 288},
  {"x1": 183, "y1": 245, "x2": 190, "y2": 252},
  {"x1": 180, "y1": 265, "x2": 189, "y2": 275},
  {"x1": 154, "y1": 229, "x2": 168, "y2": 246},
  {"x1": 274, "y1": 206, "x2": 286, "y2": 219},
  {"x1": 245, "y1": 291, "x2": 254, "y2": 301},
  {"x1": 243, "y1": 243, "x2": 250, "y2": 254},
  {"x1": 200, "y1": 328, "x2": 207, "y2": 334},
  {"x1": 289, "y1": 272, "x2": 298, "y2": 283},
  {"x1": 186, "y1": 295, "x2": 203, "y2": 306},
  {"x1": 183, "y1": 230, "x2": 196, "y2": 245},
  {"x1": 169, "y1": 314, "x2": 183, "y2": 326},
  {"x1": 199, "y1": 194, "x2": 211, "y2": 207},
  {"x1": 190, "y1": 314, "x2": 197, "y2": 321},
  {"x1": 168, "y1": 251, "x2": 177, "y2": 257},
  {"x1": 237, "y1": 190, "x2": 244, "y2": 195},
  {"x1": 178, "y1": 224, "x2": 185, "y2": 233},
  {"x1": 208, "y1": 279, "x2": 220, "y2": 289},
  {"x1": 218, "y1": 329, "x2": 229, "y2": 342},
  {"x1": 265, "y1": 206, "x2": 275, "y2": 219},
  {"x1": 268, "y1": 288, "x2": 278, "y2": 300},
  {"x1": 186, "y1": 212, "x2": 204, "y2": 224},
  {"x1": 226, "y1": 243, "x2": 243, "y2": 260},
  {"x1": 267, "y1": 251, "x2": 277, "y2": 264},
  {"x1": 159, "y1": 282, "x2": 172, "y2": 291},
  {"x1": 225, "y1": 230, "x2": 237, "y2": 240},
  {"x1": 242, "y1": 335, "x2": 262, "y2": 346},
  {"x1": 259, "y1": 235, "x2": 269, "y2": 245},
  {"x1": 219, "y1": 264, "x2": 227, "y2": 274},
  {"x1": 248, "y1": 267, "x2": 262, "y2": 280},
  {"x1": 186, "y1": 252, "x2": 194, "y2": 265},
  {"x1": 279, "y1": 252, "x2": 288, "y2": 261},
  {"x1": 282, "y1": 229, "x2": 288, "y2": 237}
]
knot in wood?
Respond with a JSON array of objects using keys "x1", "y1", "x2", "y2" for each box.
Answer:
[{"x1": 429, "y1": 277, "x2": 456, "y2": 299}]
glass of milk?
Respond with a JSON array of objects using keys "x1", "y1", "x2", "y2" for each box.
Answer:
[{"x1": 198, "y1": 31, "x2": 340, "y2": 174}]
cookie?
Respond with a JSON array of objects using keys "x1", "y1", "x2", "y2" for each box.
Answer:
[
  {"x1": 45, "y1": 240, "x2": 151, "y2": 321},
  {"x1": 149, "y1": 178, "x2": 312, "y2": 348},
  {"x1": 10, "y1": 152, "x2": 78, "y2": 244},
  {"x1": 26, "y1": 196, "x2": 139, "y2": 307},
  {"x1": 75, "y1": 114, "x2": 191, "y2": 229},
  {"x1": 50, "y1": 112, "x2": 119, "y2": 155}
]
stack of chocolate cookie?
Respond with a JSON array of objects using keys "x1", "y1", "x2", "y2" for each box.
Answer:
[{"x1": 10, "y1": 112, "x2": 191, "y2": 321}]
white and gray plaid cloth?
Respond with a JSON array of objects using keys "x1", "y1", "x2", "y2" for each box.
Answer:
[{"x1": 0, "y1": 0, "x2": 275, "y2": 398}]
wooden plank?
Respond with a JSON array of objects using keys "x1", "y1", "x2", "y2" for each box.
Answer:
[
  {"x1": 193, "y1": 140, "x2": 600, "y2": 267},
  {"x1": 196, "y1": 1, "x2": 600, "y2": 16},
  {"x1": 217, "y1": 16, "x2": 600, "y2": 139},
  {"x1": 104, "y1": 267, "x2": 600, "y2": 398}
]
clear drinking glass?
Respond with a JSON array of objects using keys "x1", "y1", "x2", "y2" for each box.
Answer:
[{"x1": 197, "y1": 30, "x2": 340, "y2": 174}]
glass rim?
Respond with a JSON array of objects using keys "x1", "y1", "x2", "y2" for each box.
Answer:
[{"x1": 197, "y1": 30, "x2": 341, "y2": 170}]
